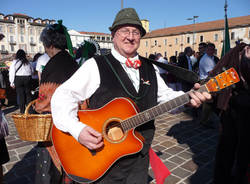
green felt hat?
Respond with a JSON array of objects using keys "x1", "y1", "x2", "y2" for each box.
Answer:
[{"x1": 109, "y1": 8, "x2": 146, "y2": 37}]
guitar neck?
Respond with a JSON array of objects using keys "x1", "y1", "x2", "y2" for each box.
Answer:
[{"x1": 121, "y1": 85, "x2": 208, "y2": 131}]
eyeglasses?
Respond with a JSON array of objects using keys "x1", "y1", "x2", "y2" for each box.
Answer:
[{"x1": 117, "y1": 29, "x2": 141, "y2": 38}]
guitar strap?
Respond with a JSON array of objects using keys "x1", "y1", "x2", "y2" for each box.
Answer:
[
  {"x1": 103, "y1": 56, "x2": 149, "y2": 102},
  {"x1": 141, "y1": 56, "x2": 200, "y2": 84}
]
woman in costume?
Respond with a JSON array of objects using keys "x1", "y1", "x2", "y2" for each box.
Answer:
[{"x1": 34, "y1": 20, "x2": 79, "y2": 184}]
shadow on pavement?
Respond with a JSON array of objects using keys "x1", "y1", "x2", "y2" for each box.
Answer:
[
  {"x1": 3, "y1": 147, "x2": 37, "y2": 184},
  {"x1": 166, "y1": 118, "x2": 219, "y2": 184}
]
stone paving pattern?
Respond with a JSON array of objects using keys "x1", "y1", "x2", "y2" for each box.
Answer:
[{"x1": 2, "y1": 106, "x2": 219, "y2": 184}]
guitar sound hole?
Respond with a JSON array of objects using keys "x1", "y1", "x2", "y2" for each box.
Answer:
[{"x1": 105, "y1": 121, "x2": 124, "y2": 142}]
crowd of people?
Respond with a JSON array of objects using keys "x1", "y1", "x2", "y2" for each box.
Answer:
[{"x1": 0, "y1": 7, "x2": 249, "y2": 184}]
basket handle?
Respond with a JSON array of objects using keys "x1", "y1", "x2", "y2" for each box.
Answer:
[{"x1": 24, "y1": 99, "x2": 37, "y2": 115}]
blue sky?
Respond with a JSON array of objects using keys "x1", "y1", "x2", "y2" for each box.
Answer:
[{"x1": 1, "y1": 0, "x2": 249, "y2": 33}]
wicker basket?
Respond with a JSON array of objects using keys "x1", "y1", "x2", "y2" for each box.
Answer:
[{"x1": 12, "y1": 100, "x2": 53, "y2": 141}]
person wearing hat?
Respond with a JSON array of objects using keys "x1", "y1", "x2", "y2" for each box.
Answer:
[{"x1": 51, "y1": 8, "x2": 211, "y2": 183}]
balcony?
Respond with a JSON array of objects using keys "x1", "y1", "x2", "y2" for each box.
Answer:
[
  {"x1": 0, "y1": 50, "x2": 9, "y2": 55},
  {"x1": 30, "y1": 41, "x2": 36, "y2": 46},
  {"x1": 10, "y1": 41, "x2": 16, "y2": 45}
]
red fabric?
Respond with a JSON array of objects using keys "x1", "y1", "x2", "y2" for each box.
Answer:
[
  {"x1": 125, "y1": 58, "x2": 141, "y2": 69},
  {"x1": 149, "y1": 147, "x2": 171, "y2": 184},
  {"x1": 63, "y1": 174, "x2": 73, "y2": 184}
]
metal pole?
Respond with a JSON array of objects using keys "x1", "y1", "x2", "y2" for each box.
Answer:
[
  {"x1": 121, "y1": 0, "x2": 123, "y2": 9},
  {"x1": 187, "y1": 16, "x2": 199, "y2": 49},
  {"x1": 224, "y1": 0, "x2": 227, "y2": 55},
  {"x1": 193, "y1": 18, "x2": 195, "y2": 49}
]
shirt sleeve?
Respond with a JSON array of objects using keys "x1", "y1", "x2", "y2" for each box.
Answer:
[
  {"x1": 51, "y1": 58, "x2": 100, "y2": 141},
  {"x1": 9, "y1": 60, "x2": 17, "y2": 86},
  {"x1": 36, "y1": 59, "x2": 42, "y2": 72}
]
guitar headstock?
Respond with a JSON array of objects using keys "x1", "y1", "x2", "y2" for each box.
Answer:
[{"x1": 205, "y1": 67, "x2": 240, "y2": 93}]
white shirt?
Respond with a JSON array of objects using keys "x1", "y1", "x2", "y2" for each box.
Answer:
[
  {"x1": 199, "y1": 53, "x2": 216, "y2": 80},
  {"x1": 51, "y1": 47, "x2": 184, "y2": 141},
  {"x1": 186, "y1": 55, "x2": 193, "y2": 71},
  {"x1": 157, "y1": 57, "x2": 168, "y2": 74},
  {"x1": 9, "y1": 59, "x2": 33, "y2": 86},
  {"x1": 36, "y1": 53, "x2": 50, "y2": 73}
]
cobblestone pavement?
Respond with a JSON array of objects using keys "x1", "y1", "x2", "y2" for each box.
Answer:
[{"x1": 2, "y1": 106, "x2": 219, "y2": 184}]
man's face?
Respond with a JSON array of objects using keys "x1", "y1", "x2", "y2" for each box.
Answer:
[
  {"x1": 199, "y1": 45, "x2": 206, "y2": 54},
  {"x1": 112, "y1": 26, "x2": 141, "y2": 58},
  {"x1": 206, "y1": 46, "x2": 215, "y2": 56}
]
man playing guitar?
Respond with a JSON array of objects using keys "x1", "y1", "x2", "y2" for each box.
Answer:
[{"x1": 51, "y1": 8, "x2": 211, "y2": 184}]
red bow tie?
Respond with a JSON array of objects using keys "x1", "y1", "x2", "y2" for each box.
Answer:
[{"x1": 125, "y1": 58, "x2": 141, "y2": 69}]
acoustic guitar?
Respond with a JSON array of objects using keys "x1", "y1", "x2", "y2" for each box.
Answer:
[{"x1": 52, "y1": 67, "x2": 240, "y2": 183}]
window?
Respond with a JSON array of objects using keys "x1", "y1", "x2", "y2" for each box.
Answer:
[
  {"x1": 10, "y1": 45, "x2": 14, "y2": 52},
  {"x1": 21, "y1": 28, "x2": 24, "y2": 34},
  {"x1": 1, "y1": 45, "x2": 5, "y2": 51},
  {"x1": 102, "y1": 36, "x2": 105, "y2": 41},
  {"x1": 30, "y1": 28, "x2": 33, "y2": 35},
  {"x1": 175, "y1": 38, "x2": 178, "y2": 45},
  {"x1": 31, "y1": 46, "x2": 34, "y2": 52},
  {"x1": 107, "y1": 37, "x2": 110, "y2": 41},
  {"x1": 231, "y1": 32, "x2": 235, "y2": 40},
  {"x1": 200, "y1": 35, "x2": 204, "y2": 42},
  {"x1": 21, "y1": 36, "x2": 24, "y2": 42},
  {"x1": 154, "y1": 40, "x2": 157, "y2": 46},
  {"x1": 214, "y1": 34, "x2": 218, "y2": 41},
  {"x1": 9, "y1": 27, "x2": 13, "y2": 33},
  {"x1": 145, "y1": 52, "x2": 148, "y2": 58},
  {"x1": 175, "y1": 51, "x2": 178, "y2": 56},
  {"x1": 187, "y1": 37, "x2": 190, "y2": 43},
  {"x1": 164, "y1": 39, "x2": 167, "y2": 46},
  {"x1": 10, "y1": 35, "x2": 14, "y2": 42},
  {"x1": 30, "y1": 37, "x2": 34, "y2": 43},
  {"x1": 0, "y1": 25, "x2": 2, "y2": 32},
  {"x1": 18, "y1": 19, "x2": 24, "y2": 24},
  {"x1": 145, "y1": 41, "x2": 148, "y2": 47},
  {"x1": 164, "y1": 51, "x2": 167, "y2": 57},
  {"x1": 97, "y1": 36, "x2": 100, "y2": 40}
]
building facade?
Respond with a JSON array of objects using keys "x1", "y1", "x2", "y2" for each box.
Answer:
[
  {"x1": 0, "y1": 13, "x2": 55, "y2": 57},
  {"x1": 138, "y1": 15, "x2": 250, "y2": 59},
  {"x1": 0, "y1": 12, "x2": 113, "y2": 59},
  {"x1": 79, "y1": 31, "x2": 113, "y2": 53}
]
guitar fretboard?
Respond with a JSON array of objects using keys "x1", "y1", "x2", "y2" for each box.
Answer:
[{"x1": 121, "y1": 85, "x2": 208, "y2": 131}]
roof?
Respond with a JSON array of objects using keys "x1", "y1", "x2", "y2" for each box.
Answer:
[
  {"x1": 79, "y1": 31, "x2": 111, "y2": 36},
  {"x1": 143, "y1": 15, "x2": 250, "y2": 38},
  {"x1": 13, "y1": 13, "x2": 30, "y2": 19}
]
